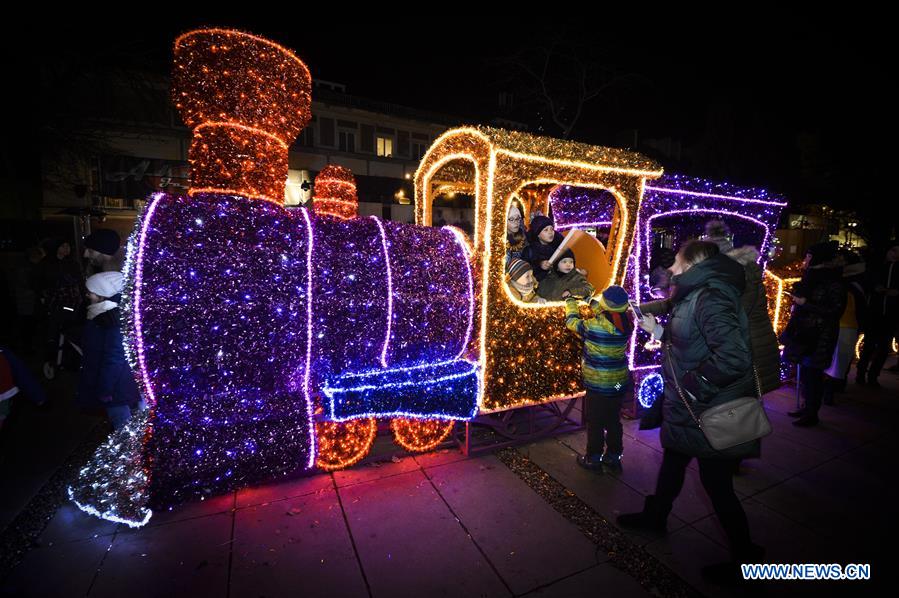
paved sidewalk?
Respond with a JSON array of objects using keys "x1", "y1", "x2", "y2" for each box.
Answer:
[{"x1": 1, "y1": 366, "x2": 895, "y2": 597}]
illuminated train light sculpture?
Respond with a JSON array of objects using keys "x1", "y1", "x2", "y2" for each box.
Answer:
[{"x1": 69, "y1": 29, "x2": 786, "y2": 528}]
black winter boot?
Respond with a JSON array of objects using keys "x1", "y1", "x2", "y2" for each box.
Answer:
[{"x1": 616, "y1": 495, "x2": 669, "y2": 533}]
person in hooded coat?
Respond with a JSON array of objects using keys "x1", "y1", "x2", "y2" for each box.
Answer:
[
  {"x1": 77, "y1": 271, "x2": 142, "y2": 430},
  {"x1": 619, "y1": 240, "x2": 763, "y2": 583},
  {"x1": 537, "y1": 249, "x2": 594, "y2": 301},
  {"x1": 781, "y1": 241, "x2": 846, "y2": 427},
  {"x1": 522, "y1": 215, "x2": 564, "y2": 282}
]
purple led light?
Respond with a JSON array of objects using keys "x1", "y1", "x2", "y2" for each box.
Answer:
[
  {"x1": 644, "y1": 210, "x2": 772, "y2": 272},
  {"x1": 371, "y1": 215, "x2": 394, "y2": 368},
  {"x1": 132, "y1": 192, "x2": 165, "y2": 409},
  {"x1": 644, "y1": 186, "x2": 787, "y2": 206},
  {"x1": 300, "y1": 206, "x2": 317, "y2": 469},
  {"x1": 444, "y1": 226, "x2": 476, "y2": 360}
]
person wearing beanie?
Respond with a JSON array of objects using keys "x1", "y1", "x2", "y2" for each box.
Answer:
[
  {"x1": 78, "y1": 271, "x2": 141, "y2": 430},
  {"x1": 505, "y1": 258, "x2": 545, "y2": 304},
  {"x1": 857, "y1": 241, "x2": 899, "y2": 387},
  {"x1": 522, "y1": 215, "x2": 564, "y2": 281},
  {"x1": 537, "y1": 249, "x2": 595, "y2": 301},
  {"x1": 565, "y1": 284, "x2": 633, "y2": 472},
  {"x1": 781, "y1": 240, "x2": 846, "y2": 426},
  {"x1": 83, "y1": 228, "x2": 125, "y2": 274},
  {"x1": 506, "y1": 202, "x2": 529, "y2": 263}
]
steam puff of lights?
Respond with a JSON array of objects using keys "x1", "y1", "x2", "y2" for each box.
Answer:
[
  {"x1": 414, "y1": 126, "x2": 662, "y2": 413},
  {"x1": 313, "y1": 165, "x2": 359, "y2": 220},
  {"x1": 172, "y1": 28, "x2": 312, "y2": 203},
  {"x1": 68, "y1": 410, "x2": 152, "y2": 528}
]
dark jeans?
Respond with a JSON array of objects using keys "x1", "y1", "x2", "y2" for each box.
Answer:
[
  {"x1": 799, "y1": 366, "x2": 825, "y2": 416},
  {"x1": 585, "y1": 389, "x2": 624, "y2": 456},
  {"x1": 858, "y1": 321, "x2": 898, "y2": 379},
  {"x1": 655, "y1": 448, "x2": 753, "y2": 557}
]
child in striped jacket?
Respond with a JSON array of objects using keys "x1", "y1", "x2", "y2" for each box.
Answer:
[{"x1": 565, "y1": 285, "x2": 634, "y2": 471}]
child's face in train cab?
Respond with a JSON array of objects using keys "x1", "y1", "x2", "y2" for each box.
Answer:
[
  {"x1": 86, "y1": 291, "x2": 102, "y2": 304},
  {"x1": 515, "y1": 270, "x2": 536, "y2": 289},
  {"x1": 538, "y1": 226, "x2": 555, "y2": 244},
  {"x1": 557, "y1": 257, "x2": 575, "y2": 274}
]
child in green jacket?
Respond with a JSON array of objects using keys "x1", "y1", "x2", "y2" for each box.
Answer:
[{"x1": 565, "y1": 285, "x2": 634, "y2": 471}]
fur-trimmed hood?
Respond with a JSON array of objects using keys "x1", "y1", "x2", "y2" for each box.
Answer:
[{"x1": 726, "y1": 246, "x2": 760, "y2": 266}]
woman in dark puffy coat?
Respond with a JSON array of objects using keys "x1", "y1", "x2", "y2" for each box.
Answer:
[
  {"x1": 619, "y1": 240, "x2": 763, "y2": 583},
  {"x1": 781, "y1": 241, "x2": 846, "y2": 427}
]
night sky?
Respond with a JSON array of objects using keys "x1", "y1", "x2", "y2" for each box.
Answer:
[{"x1": 9, "y1": 17, "x2": 895, "y2": 244}]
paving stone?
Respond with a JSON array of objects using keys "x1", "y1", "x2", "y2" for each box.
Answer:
[
  {"x1": 89, "y1": 513, "x2": 231, "y2": 598},
  {"x1": 427, "y1": 455, "x2": 598, "y2": 595},
  {"x1": 230, "y1": 488, "x2": 368, "y2": 598},
  {"x1": 644, "y1": 525, "x2": 736, "y2": 598},
  {"x1": 145, "y1": 491, "x2": 235, "y2": 528},
  {"x1": 521, "y1": 439, "x2": 689, "y2": 545},
  {"x1": 522, "y1": 563, "x2": 654, "y2": 598},
  {"x1": 236, "y1": 472, "x2": 334, "y2": 508},
  {"x1": 0, "y1": 535, "x2": 112, "y2": 598},
  {"x1": 331, "y1": 454, "x2": 421, "y2": 488},
  {"x1": 413, "y1": 447, "x2": 470, "y2": 470},
  {"x1": 339, "y1": 469, "x2": 510, "y2": 598},
  {"x1": 38, "y1": 502, "x2": 118, "y2": 545}
]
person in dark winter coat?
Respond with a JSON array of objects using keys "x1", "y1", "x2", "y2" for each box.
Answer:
[
  {"x1": 37, "y1": 239, "x2": 84, "y2": 369},
  {"x1": 703, "y1": 220, "x2": 781, "y2": 394},
  {"x1": 824, "y1": 251, "x2": 867, "y2": 399},
  {"x1": 618, "y1": 240, "x2": 762, "y2": 583},
  {"x1": 781, "y1": 241, "x2": 846, "y2": 427},
  {"x1": 0, "y1": 346, "x2": 48, "y2": 430},
  {"x1": 856, "y1": 242, "x2": 899, "y2": 387},
  {"x1": 643, "y1": 221, "x2": 781, "y2": 396},
  {"x1": 537, "y1": 249, "x2": 595, "y2": 301},
  {"x1": 77, "y1": 272, "x2": 141, "y2": 430},
  {"x1": 522, "y1": 215, "x2": 564, "y2": 281}
]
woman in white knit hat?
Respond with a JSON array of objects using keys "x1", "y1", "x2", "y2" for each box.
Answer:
[{"x1": 77, "y1": 271, "x2": 141, "y2": 430}]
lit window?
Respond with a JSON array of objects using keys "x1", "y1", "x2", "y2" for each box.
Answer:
[{"x1": 376, "y1": 136, "x2": 393, "y2": 157}]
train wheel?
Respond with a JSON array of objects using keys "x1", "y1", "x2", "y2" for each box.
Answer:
[
  {"x1": 390, "y1": 418, "x2": 454, "y2": 452},
  {"x1": 315, "y1": 418, "x2": 377, "y2": 471}
]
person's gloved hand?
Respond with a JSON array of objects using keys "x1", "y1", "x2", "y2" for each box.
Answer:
[{"x1": 637, "y1": 314, "x2": 658, "y2": 333}]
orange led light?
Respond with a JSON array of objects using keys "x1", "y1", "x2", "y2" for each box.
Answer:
[
  {"x1": 313, "y1": 165, "x2": 359, "y2": 219},
  {"x1": 172, "y1": 28, "x2": 312, "y2": 203},
  {"x1": 315, "y1": 418, "x2": 377, "y2": 471},
  {"x1": 390, "y1": 418, "x2": 454, "y2": 452}
]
